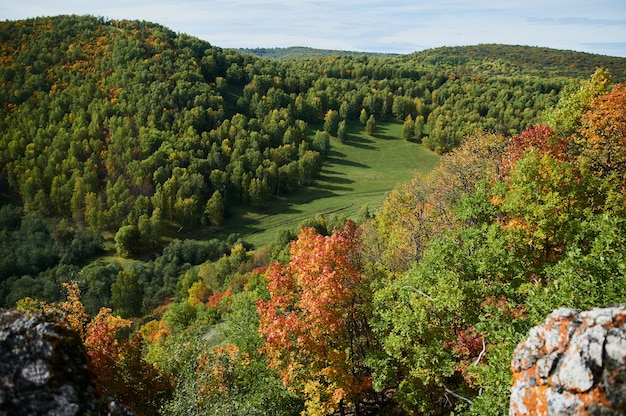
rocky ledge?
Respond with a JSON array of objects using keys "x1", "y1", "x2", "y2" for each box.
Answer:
[
  {"x1": 510, "y1": 306, "x2": 626, "y2": 415},
  {"x1": 0, "y1": 309, "x2": 133, "y2": 415}
]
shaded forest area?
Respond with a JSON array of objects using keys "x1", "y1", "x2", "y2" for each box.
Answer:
[{"x1": 2, "y1": 14, "x2": 626, "y2": 416}]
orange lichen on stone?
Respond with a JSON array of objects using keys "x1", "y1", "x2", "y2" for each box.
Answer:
[
  {"x1": 510, "y1": 307, "x2": 626, "y2": 415},
  {"x1": 512, "y1": 385, "x2": 551, "y2": 415}
]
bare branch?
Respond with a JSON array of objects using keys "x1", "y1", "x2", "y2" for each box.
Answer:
[
  {"x1": 474, "y1": 336, "x2": 486, "y2": 366},
  {"x1": 443, "y1": 385, "x2": 473, "y2": 405},
  {"x1": 398, "y1": 285, "x2": 433, "y2": 300}
]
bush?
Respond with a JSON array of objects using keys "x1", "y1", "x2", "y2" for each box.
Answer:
[{"x1": 114, "y1": 225, "x2": 142, "y2": 258}]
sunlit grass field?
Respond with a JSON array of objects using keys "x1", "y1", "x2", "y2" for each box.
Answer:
[{"x1": 224, "y1": 120, "x2": 440, "y2": 249}]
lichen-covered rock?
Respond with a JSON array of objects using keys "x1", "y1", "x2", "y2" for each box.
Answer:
[
  {"x1": 0, "y1": 309, "x2": 134, "y2": 415},
  {"x1": 510, "y1": 306, "x2": 626, "y2": 415}
]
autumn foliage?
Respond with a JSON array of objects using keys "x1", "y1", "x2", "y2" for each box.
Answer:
[
  {"x1": 34, "y1": 282, "x2": 173, "y2": 415},
  {"x1": 503, "y1": 124, "x2": 571, "y2": 176},
  {"x1": 578, "y1": 83, "x2": 626, "y2": 181},
  {"x1": 258, "y1": 220, "x2": 374, "y2": 415},
  {"x1": 84, "y1": 307, "x2": 173, "y2": 415},
  {"x1": 42, "y1": 281, "x2": 90, "y2": 339}
]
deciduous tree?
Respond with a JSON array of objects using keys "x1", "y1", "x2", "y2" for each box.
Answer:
[
  {"x1": 365, "y1": 114, "x2": 376, "y2": 136},
  {"x1": 110, "y1": 269, "x2": 144, "y2": 318},
  {"x1": 114, "y1": 224, "x2": 142, "y2": 257},
  {"x1": 205, "y1": 190, "x2": 225, "y2": 225},
  {"x1": 402, "y1": 114, "x2": 415, "y2": 141},
  {"x1": 323, "y1": 109, "x2": 339, "y2": 136},
  {"x1": 544, "y1": 67, "x2": 611, "y2": 137},
  {"x1": 337, "y1": 120, "x2": 348, "y2": 142},
  {"x1": 578, "y1": 83, "x2": 626, "y2": 182},
  {"x1": 85, "y1": 308, "x2": 173, "y2": 415},
  {"x1": 257, "y1": 221, "x2": 374, "y2": 415}
]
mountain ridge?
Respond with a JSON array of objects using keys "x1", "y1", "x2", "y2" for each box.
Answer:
[{"x1": 235, "y1": 43, "x2": 626, "y2": 81}]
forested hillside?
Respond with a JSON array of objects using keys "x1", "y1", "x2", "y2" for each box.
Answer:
[
  {"x1": 411, "y1": 44, "x2": 626, "y2": 80},
  {"x1": 2, "y1": 14, "x2": 626, "y2": 416}
]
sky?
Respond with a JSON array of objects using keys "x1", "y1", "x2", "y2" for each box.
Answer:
[{"x1": 2, "y1": 0, "x2": 626, "y2": 57}]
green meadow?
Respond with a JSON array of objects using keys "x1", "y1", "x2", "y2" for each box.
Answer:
[{"x1": 224, "y1": 121, "x2": 440, "y2": 248}]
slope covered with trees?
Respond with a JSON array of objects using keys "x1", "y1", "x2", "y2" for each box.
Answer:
[
  {"x1": 129, "y1": 69, "x2": 625, "y2": 416},
  {"x1": 2, "y1": 14, "x2": 626, "y2": 416},
  {"x1": 413, "y1": 44, "x2": 626, "y2": 80}
]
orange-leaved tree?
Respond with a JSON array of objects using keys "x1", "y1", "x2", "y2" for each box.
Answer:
[
  {"x1": 257, "y1": 220, "x2": 374, "y2": 416},
  {"x1": 502, "y1": 124, "x2": 571, "y2": 177},
  {"x1": 578, "y1": 83, "x2": 626, "y2": 182},
  {"x1": 85, "y1": 307, "x2": 173, "y2": 415}
]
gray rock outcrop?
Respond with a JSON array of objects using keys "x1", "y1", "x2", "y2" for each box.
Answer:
[
  {"x1": 510, "y1": 306, "x2": 626, "y2": 415},
  {"x1": 0, "y1": 309, "x2": 133, "y2": 415}
]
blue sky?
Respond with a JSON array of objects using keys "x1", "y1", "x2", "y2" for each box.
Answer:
[{"x1": 2, "y1": 0, "x2": 626, "y2": 56}]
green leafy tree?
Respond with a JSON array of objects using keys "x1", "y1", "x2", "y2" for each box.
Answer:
[
  {"x1": 84, "y1": 192, "x2": 104, "y2": 232},
  {"x1": 160, "y1": 337, "x2": 302, "y2": 416},
  {"x1": 205, "y1": 191, "x2": 225, "y2": 225},
  {"x1": 137, "y1": 209, "x2": 161, "y2": 249},
  {"x1": 323, "y1": 109, "x2": 340, "y2": 136},
  {"x1": 402, "y1": 114, "x2": 415, "y2": 141},
  {"x1": 312, "y1": 130, "x2": 330, "y2": 156},
  {"x1": 359, "y1": 108, "x2": 368, "y2": 125},
  {"x1": 392, "y1": 95, "x2": 409, "y2": 120},
  {"x1": 415, "y1": 115, "x2": 425, "y2": 141},
  {"x1": 114, "y1": 224, "x2": 142, "y2": 258},
  {"x1": 110, "y1": 269, "x2": 144, "y2": 318},
  {"x1": 248, "y1": 177, "x2": 271, "y2": 208},
  {"x1": 544, "y1": 67, "x2": 611, "y2": 137},
  {"x1": 337, "y1": 120, "x2": 348, "y2": 142},
  {"x1": 70, "y1": 176, "x2": 87, "y2": 225},
  {"x1": 365, "y1": 114, "x2": 376, "y2": 136},
  {"x1": 80, "y1": 260, "x2": 121, "y2": 316},
  {"x1": 298, "y1": 150, "x2": 322, "y2": 186}
]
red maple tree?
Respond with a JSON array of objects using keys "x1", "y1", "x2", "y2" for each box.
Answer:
[{"x1": 257, "y1": 220, "x2": 374, "y2": 415}]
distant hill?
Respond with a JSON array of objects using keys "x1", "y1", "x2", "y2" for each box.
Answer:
[
  {"x1": 239, "y1": 44, "x2": 626, "y2": 82},
  {"x1": 408, "y1": 44, "x2": 626, "y2": 81},
  {"x1": 236, "y1": 46, "x2": 399, "y2": 60}
]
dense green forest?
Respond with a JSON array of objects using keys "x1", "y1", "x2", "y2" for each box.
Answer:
[{"x1": 2, "y1": 14, "x2": 626, "y2": 416}]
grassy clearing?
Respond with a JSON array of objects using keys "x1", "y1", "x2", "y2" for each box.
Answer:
[{"x1": 223, "y1": 120, "x2": 440, "y2": 249}]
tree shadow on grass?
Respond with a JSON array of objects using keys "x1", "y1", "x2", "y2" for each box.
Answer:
[
  {"x1": 223, "y1": 185, "x2": 344, "y2": 245},
  {"x1": 327, "y1": 156, "x2": 370, "y2": 169},
  {"x1": 376, "y1": 132, "x2": 399, "y2": 141},
  {"x1": 316, "y1": 182, "x2": 353, "y2": 192},
  {"x1": 318, "y1": 170, "x2": 353, "y2": 185},
  {"x1": 375, "y1": 122, "x2": 402, "y2": 141},
  {"x1": 342, "y1": 134, "x2": 378, "y2": 150}
]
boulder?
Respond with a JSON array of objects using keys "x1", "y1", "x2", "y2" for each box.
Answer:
[
  {"x1": 510, "y1": 306, "x2": 626, "y2": 415},
  {"x1": 0, "y1": 309, "x2": 134, "y2": 415}
]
